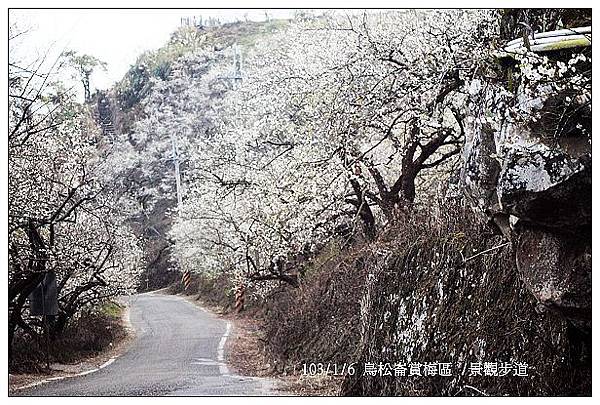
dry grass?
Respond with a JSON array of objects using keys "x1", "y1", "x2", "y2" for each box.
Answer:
[
  {"x1": 9, "y1": 302, "x2": 134, "y2": 393},
  {"x1": 10, "y1": 301, "x2": 130, "y2": 374}
]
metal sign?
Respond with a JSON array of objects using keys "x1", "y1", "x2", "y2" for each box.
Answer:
[{"x1": 29, "y1": 271, "x2": 59, "y2": 316}]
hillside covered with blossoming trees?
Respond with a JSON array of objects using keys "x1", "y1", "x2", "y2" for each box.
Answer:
[{"x1": 8, "y1": 9, "x2": 591, "y2": 396}]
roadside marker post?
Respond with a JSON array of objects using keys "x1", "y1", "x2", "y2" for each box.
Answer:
[
  {"x1": 182, "y1": 270, "x2": 191, "y2": 291},
  {"x1": 234, "y1": 284, "x2": 245, "y2": 313}
]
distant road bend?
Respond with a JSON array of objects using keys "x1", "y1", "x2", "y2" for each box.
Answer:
[{"x1": 16, "y1": 293, "x2": 273, "y2": 396}]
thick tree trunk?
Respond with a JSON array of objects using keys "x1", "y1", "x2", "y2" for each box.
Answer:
[
  {"x1": 8, "y1": 272, "x2": 45, "y2": 361},
  {"x1": 8, "y1": 221, "x2": 48, "y2": 362},
  {"x1": 349, "y1": 178, "x2": 377, "y2": 240}
]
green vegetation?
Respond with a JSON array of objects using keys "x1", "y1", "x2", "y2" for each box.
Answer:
[
  {"x1": 98, "y1": 301, "x2": 124, "y2": 319},
  {"x1": 115, "y1": 20, "x2": 289, "y2": 112}
]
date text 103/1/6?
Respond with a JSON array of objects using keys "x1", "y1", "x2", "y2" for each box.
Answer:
[{"x1": 302, "y1": 362, "x2": 357, "y2": 376}]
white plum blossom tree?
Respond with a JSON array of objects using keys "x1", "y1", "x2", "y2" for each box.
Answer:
[
  {"x1": 157, "y1": 10, "x2": 499, "y2": 295},
  {"x1": 9, "y1": 26, "x2": 144, "y2": 352}
]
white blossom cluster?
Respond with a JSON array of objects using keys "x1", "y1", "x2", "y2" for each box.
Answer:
[
  {"x1": 143, "y1": 10, "x2": 499, "y2": 296},
  {"x1": 9, "y1": 37, "x2": 144, "y2": 326}
]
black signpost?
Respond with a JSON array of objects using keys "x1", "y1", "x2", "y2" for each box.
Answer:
[{"x1": 28, "y1": 271, "x2": 58, "y2": 371}]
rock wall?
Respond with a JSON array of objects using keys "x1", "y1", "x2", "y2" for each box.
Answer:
[
  {"x1": 461, "y1": 59, "x2": 591, "y2": 333},
  {"x1": 341, "y1": 206, "x2": 590, "y2": 395},
  {"x1": 342, "y1": 15, "x2": 591, "y2": 395}
]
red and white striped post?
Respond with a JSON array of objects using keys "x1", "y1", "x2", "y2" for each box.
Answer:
[{"x1": 182, "y1": 270, "x2": 191, "y2": 291}]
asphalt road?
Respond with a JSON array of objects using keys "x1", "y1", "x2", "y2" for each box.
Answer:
[{"x1": 15, "y1": 293, "x2": 274, "y2": 396}]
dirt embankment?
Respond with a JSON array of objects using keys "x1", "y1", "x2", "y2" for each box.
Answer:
[{"x1": 171, "y1": 202, "x2": 591, "y2": 396}]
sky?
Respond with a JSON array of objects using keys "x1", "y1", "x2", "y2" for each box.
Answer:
[{"x1": 9, "y1": 9, "x2": 295, "y2": 94}]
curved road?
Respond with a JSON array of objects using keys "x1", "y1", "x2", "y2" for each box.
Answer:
[{"x1": 15, "y1": 293, "x2": 273, "y2": 396}]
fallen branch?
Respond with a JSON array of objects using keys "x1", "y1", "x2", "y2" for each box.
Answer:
[
  {"x1": 462, "y1": 384, "x2": 489, "y2": 396},
  {"x1": 462, "y1": 242, "x2": 510, "y2": 263}
]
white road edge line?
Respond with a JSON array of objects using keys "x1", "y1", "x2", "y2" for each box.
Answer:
[
  {"x1": 217, "y1": 322, "x2": 232, "y2": 375},
  {"x1": 14, "y1": 356, "x2": 119, "y2": 391},
  {"x1": 99, "y1": 357, "x2": 116, "y2": 369}
]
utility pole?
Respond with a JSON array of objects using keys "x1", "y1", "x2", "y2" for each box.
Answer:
[
  {"x1": 217, "y1": 44, "x2": 243, "y2": 88},
  {"x1": 232, "y1": 44, "x2": 243, "y2": 88},
  {"x1": 170, "y1": 135, "x2": 183, "y2": 207}
]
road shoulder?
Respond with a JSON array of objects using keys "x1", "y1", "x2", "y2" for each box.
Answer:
[
  {"x1": 182, "y1": 293, "x2": 337, "y2": 395},
  {"x1": 9, "y1": 304, "x2": 135, "y2": 394}
]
